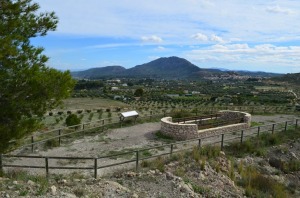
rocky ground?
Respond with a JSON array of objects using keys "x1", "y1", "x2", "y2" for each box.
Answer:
[{"x1": 1, "y1": 137, "x2": 300, "y2": 198}]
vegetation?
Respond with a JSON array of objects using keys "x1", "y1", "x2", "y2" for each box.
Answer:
[
  {"x1": 0, "y1": 0, "x2": 75, "y2": 153},
  {"x1": 65, "y1": 114, "x2": 81, "y2": 127},
  {"x1": 225, "y1": 128, "x2": 300, "y2": 157}
]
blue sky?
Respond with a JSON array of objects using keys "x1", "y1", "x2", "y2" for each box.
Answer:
[{"x1": 33, "y1": 0, "x2": 300, "y2": 73}]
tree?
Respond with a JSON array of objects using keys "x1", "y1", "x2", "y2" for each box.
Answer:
[
  {"x1": 134, "y1": 88, "x2": 144, "y2": 97},
  {"x1": 0, "y1": 0, "x2": 75, "y2": 153},
  {"x1": 65, "y1": 114, "x2": 81, "y2": 127}
]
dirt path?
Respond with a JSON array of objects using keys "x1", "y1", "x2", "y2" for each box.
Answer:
[{"x1": 5, "y1": 114, "x2": 299, "y2": 177}]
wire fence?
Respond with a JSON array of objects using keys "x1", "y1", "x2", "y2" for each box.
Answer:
[{"x1": 1, "y1": 119, "x2": 298, "y2": 178}]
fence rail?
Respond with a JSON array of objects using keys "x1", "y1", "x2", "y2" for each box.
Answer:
[{"x1": 1, "y1": 119, "x2": 298, "y2": 178}]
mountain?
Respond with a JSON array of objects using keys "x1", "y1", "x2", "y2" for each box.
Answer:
[
  {"x1": 271, "y1": 73, "x2": 300, "y2": 85},
  {"x1": 125, "y1": 56, "x2": 201, "y2": 78},
  {"x1": 71, "y1": 56, "x2": 280, "y2": 79},
  {"x1": 72, "y1": 66, "x2": 126, "y2": 79}
]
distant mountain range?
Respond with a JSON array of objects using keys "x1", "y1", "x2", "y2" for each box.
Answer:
[{"x1": 71, "y1": 56, "x2": 282, "y2": 79}]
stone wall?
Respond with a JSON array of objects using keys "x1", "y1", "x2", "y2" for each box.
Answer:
[
  {"x1": 160, "y1": 111, "x2": 251, "y2": 141},
  {"x1": 160, "y1": 117, "x2": 198, "y2": 140}
]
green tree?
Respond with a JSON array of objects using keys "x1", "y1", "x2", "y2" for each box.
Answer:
[
  {"x1": 134, "y1": 88, "x2": 144, "y2": 97},
  {"x1": 65, "y1": 114, "x2": 81, "y2": 127},
  {"x1": 0, "y1": 0, "x2": 75, "y2": 153}
]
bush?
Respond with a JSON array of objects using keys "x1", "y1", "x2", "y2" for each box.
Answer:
[
  {"x1": 48, "y1": 112, "x2": 53, "y2": 116},
  {"x1": 66, "y1": 114, "x2": 81, "y2": 126}
]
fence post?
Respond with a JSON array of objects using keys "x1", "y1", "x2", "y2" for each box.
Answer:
[
  {"x1": 83, "y1": 124, "x2": 85, "y2": 130},
  {"x1": 272, "y1": 124, "x2": 275, "y2": 134},
  {"x1": 102, "y1": 119, "x2": 105, "y2": 132},
  {"x1": 257, "y1": 126, "x2": 260, "y2": 137},
  {"x1": 135, "y1": 150, "x2": 139, "y2": 172},
  {"x1": 170, "y1": 144, "x2": 173, "y2": 156},
  {"x1": 198, "y1": 139, "x2": 202, "y2": 148},
  {"x1": 31, "y1": 136, "x2": 34, "y2": 153},
  {"x1": 94, "y1": 158, "x2": 97, "y2": 179},
  {"x1": 45, "y1": 157, "x2": 49, "y2": 177},
  {"x1": 284, "y1": 121, "x2": 288, "y2": 131},
  {"x1": 221, "y1": 134, "x2": 224, "y2": 151},
  {"x1": 296, "y1": 119, "x2": 298, "y2": 129},
  {"x1": 58, "y1": 130, "x2": 61, "y2": 146},
  {"x1": 0, "y1": 154, "x2": 3, "y2": 174},
  {"x1": 240, "y1": 130, "x2": 244, "y2": 144}
]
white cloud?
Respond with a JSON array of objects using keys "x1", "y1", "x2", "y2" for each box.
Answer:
[
  {"x1": 192, "y1": 33, "x2": 208, "y2": 41},
  {"x1": 185, "y1": 43, "x2": 300, "y2": 72},
  {"x1": 210, "y1": 34, "x2": 225, "y2": 43},
  {"x1": 156, "y1": 46, "x2": 166, "y2": 51},
  {"x1": 141, "y1": 35, "x2": 163, "y2": 43},
  {"x1": 266, "y1": 5, "x2": 294, "y2": 15}
]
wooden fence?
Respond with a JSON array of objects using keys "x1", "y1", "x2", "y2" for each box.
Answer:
[{"x1": 1, "y1": 119, "x2": 298, "y2": 178}]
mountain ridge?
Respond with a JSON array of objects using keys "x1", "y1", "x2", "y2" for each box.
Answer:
[{"x1": 71, "y1": 56, "x2": 282, "y2": 79}]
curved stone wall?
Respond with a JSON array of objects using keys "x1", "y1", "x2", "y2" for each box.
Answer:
[
  {"x1": 160, "y1": 117, "x2": 198, "y2": 140},
  {"x1": 160, "y1": 111, "x2": 251, "y2": 141}
]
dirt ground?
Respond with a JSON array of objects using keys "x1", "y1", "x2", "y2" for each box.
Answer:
[{"x1": 6, "y1": 114, "x2": 299, "y2": 177}]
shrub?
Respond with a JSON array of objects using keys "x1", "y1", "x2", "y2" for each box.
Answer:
[
  {"x1": 45, "y1": 139, "x2": 59, "y2": 149},
  {"x1": 48, "y1": 112, "x2": 53, "y2": 116},
  {"x1": 66, "y1": 114, "x2": 81, "y2": 126},
  {"x1": 57, "y1": 111, "x2": 64, "y2": 115}
]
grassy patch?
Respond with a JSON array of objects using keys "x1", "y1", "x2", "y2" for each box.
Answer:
[
  {"x1": 225, "y1": 128, "x2": 300, "y2": 157},
  {"x1": 238, "y1": 165, "x2": 287, "y2": 198},
  {"x1": 154, "y1": 131, "x2": 175, "y2": 143}
]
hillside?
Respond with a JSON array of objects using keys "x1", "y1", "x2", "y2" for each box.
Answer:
[
  {"x1": 272, "y1": 73, "x2": 300, "y2": 85},
  {"x1": 125, "y1": 56, "x2": 202, "y2": 78},
  {"x1": 72, "y1": 66, "x2": 126, "y2": 79},
  {"x1": 71, "y1": 56, "x2": 283, "y2": 79}
]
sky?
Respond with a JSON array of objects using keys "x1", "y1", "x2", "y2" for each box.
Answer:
[{"x1": 32, "y1": 0, "x2": 300, "y2": 74}]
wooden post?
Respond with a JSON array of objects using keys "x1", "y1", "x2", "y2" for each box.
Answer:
[
  {"x1": 257, "y1": 126, "x2": 260, "y2": 137},
  {"x1": 240, "y1": 130, "x2": 244, "y2": 144},
  {"x1": 94, "y1": 158, "x2": 98, "y2": 179},
  {"x1": 284, "y1": 121, "x2": 288, "y2": 131},
  {"x1": 296, "y1": 119, "x2": 298, "y2": 129},
  {"x1": 170, "y1": 144, "x2": 173, "y2": 155},
  {"x1": 198, "y1": 139, "x2": 202, "y2": 148},
  {"x1": 135, "y1": 151, "x2": 139, "y2": 172},
  {"x1": 0, "y1": 154, "x2": 3, "y2": 174},
  {"x1": 221, "y1": 134, "x2": 224, "y2": 151},
  {"x1": 272, "y1": 124, "x2": 275, "y2": 134},
  {"x1": 82, "y1": 124, "x2": 85, "y2": 130},
  {"x1": 31, "y1": 136, "x2": 34, "y2": 153},
  {"x1": 58, "y1": 130, "x2": 61, "y2": 146},
  {"x1": 102, "y1": 120, "x2": 104, "y2": 132},
  {"x1": 45, "y1": 157, "x2": 49, "y2": 177}
]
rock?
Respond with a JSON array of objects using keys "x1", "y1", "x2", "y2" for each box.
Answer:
[
  {"x1": 27, "y1": 180, "x2": 35, "y2": 186},
  {"x1": 50, "y1": 185, "x2": 57, "y2": 195},
  {"x1": 126, "y1": 171, "x2": 136, "y2": 177},
  {"x1": 290, "y1": 152, "x2": 298, "y2": 160},
  {"x1": 220, "y1": 151, "x2": 226, "y2": 156},
  {"x1": 148, "y1": 170, "x2": 155, "y2": 175},
  {"x1": 12, "y1": 181, "x2": 18, "y2": 185},
  {"x1": 131, "y1": 193, "x2": 139, "y2": 198},
  {"x1": 60, "y1": 192, "x2": 77, "y2": 198},
  {"x1": 166, "y1": 172, "x2": 175, "y2": 180},
  {"x1": 269, "y1": 157, "x2": 284, "y2": 170},
  {"x1": 73, "y1": 179, "x2": 81, "y2": 182},
  {"x1": 180, "y1": 183, "x2": 193, "y2": 193}
]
